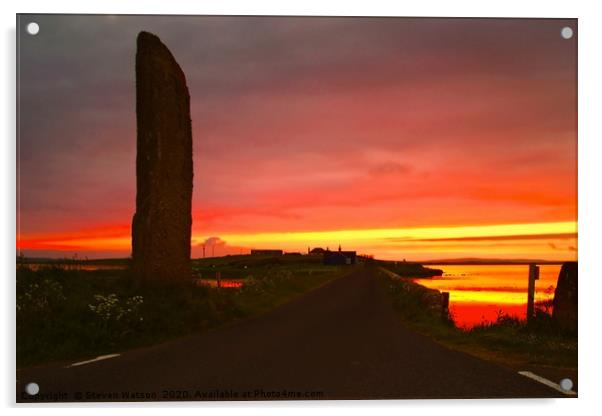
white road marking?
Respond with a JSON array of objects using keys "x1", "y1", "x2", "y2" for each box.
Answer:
[
  {"x1": 518, "y1": 371, "x2": 577, "y2": 396},
  {"x1": 66, "y1": 354, "x2": 120, "y2": 368}
]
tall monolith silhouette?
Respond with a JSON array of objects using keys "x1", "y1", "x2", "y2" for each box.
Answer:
[
  {"x1": 132, "y1": 31, "x2": 193, "y2": 281},
  {"x1": 552, "y1": 261, "x2": 577, "y2": 333}
]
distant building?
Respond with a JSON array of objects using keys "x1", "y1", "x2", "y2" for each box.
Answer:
[
  {"x1": 309, "y1": 247, "x2": 326, "y2": 254},
  {"x1": 323, "y1": 246, "x2": 356, "y2": 265},
  {"x1": 250, "y1": 249, "x2": 283, "y2": 256}
]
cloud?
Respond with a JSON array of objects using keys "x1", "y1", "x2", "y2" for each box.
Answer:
[
  {"x1": 390, "y1": 233, "x2": 577, "y2": 243},
  {"x1": 201, "y1": 236, "x2": 226, "y2": 247},
  {"x1": 194, "y1": 236, "x2": 248, "y2": 258},
  {"x1": 548, "y1": 242, "x2": 579, "y2": 252},
  {"x1": 368, "y1": 162, "x2": 412, "y2": 176},
  {"x1": 17, "y1": 15, "x2": 577, "y2": 255}
]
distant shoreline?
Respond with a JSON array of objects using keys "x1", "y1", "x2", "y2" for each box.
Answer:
[{"x1": 17, "y1": 255, "x2": 576, "y2": 266}]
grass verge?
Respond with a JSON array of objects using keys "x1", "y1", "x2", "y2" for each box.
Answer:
[{"x1": 377, "y1": 267, "x2": 577, "y2": 377}]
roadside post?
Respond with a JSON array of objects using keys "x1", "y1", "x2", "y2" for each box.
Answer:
[
  {"x1": 527, "y1": 264, "x2": 540, "y2": 324},
  {"x1": 216, "y1": 271, "x2": 221, "y2": 289},
  {"x1": 441, "y1": 292, "x2": 450, "y2": 320}
]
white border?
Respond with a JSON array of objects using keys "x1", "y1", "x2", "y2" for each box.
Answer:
[{"x1": 3, "y1": 0, "x2": 602, "y2": 414}]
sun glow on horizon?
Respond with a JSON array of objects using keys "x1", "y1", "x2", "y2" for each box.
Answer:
[
  {"x1": 217, "y1": 221, "x2": 576, "y2": 245},
  {"x1": 17, "y1": 220, "x2": 577, "y2": 261}
]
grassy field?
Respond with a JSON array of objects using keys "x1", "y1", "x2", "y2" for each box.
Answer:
[
  {"x1": 16, "y1": 254, "x2": 351, "y2": 368},
  {"x1": 377, "y1": 266, "x2": 577, "y2": 375}
]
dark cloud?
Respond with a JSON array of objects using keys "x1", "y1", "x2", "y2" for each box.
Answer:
[{"x1": 388, "y1": 233, "x2": 577, "y2": 243}]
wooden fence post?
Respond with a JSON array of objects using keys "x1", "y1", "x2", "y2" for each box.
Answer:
[
  {"x1": 441, "y1": 291, "x2": 450, "y2": 320},
  {"x1": 527, "y1": 264, "x2": 539, "y2": 324}
]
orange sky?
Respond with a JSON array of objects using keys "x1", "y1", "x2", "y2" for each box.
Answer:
[{"x1": 17, "y1": 16, "x2": 577, "y2": 261}]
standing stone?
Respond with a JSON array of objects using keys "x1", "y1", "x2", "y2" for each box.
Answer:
[
  {"x1": 552, "y1": 262, "x2": 578, "y2": 333},
  {"x1": 132, "y1": 31, "x2": 193, "y2": 281}
]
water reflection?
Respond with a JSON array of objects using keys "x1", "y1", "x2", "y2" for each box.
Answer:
[
  {"x1": 196, "y1": 279, "x2": 244, "y2": 289},
  {"x1": 414, "y1": 264, "x2": 561, "y2": 328}
]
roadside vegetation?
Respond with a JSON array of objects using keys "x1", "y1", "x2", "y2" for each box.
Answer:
[
  {"x1": 16, "y1": 254, "x2": 350, "y2": 368},
  {"x1": 376, "y1": 259, "x2": 443, "y2": 278},
  {"x1": 377, "y1": 267, "x2": 577, "y2": 375}
]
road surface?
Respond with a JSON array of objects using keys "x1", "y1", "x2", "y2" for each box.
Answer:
[{"x1": 17, "y1": 266, "x2": 565, "y2": 401}]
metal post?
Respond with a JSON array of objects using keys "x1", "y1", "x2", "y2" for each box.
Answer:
[{"x1": 527, "y1": 264, "x2": 540, "y2": 324}]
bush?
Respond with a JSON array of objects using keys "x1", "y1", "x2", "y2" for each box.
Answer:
[{"x1": 88, "y1": 294, "x2": 144, "y2": 339}]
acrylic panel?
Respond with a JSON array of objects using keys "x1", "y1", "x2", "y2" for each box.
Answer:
[{"x1": 16, "y1": 14, "x2": 578, "y2": 402}]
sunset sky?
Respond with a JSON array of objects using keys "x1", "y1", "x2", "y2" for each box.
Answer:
[{"x1": 17, "y1": 15, "x2": 577, "y2": 260}]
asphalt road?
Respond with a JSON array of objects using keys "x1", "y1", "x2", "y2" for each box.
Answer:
[{"x1": 17, "y1": 266, "x2": 564, "y2": 402}]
